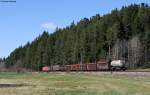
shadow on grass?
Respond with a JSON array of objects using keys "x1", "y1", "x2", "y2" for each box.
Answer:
[{"x1": 0, "y1": 84, "x2": 31, "y2": 88}]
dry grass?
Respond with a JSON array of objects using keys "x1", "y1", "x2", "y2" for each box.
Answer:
[{"x1": 0, "y1": 72, "x2": 150, "y2": 95}]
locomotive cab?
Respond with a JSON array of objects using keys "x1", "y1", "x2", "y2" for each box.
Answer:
[{"x1": 110, "y1": 60, "x2": 127, "y2": 71}]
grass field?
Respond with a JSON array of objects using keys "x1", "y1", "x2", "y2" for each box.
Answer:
[{"x1": 0, "y1": 72, "x2": 150, "y2": 95}]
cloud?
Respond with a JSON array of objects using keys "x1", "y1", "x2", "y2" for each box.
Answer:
[{"x1": 41, "y1": 22, "x2": 57, "y2": 30}]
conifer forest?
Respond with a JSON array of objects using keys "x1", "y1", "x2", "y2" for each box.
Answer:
[{"x1": 4, "y1": 3, "x2": 150, "y2": 71}]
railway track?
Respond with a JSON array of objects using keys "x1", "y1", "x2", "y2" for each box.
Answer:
[
  {"x1": 46, "y1": 71, "x2": 150, "y2": 77},
  {"x1": 47, "y1": 70, "x2": 150, "y2": 72}
]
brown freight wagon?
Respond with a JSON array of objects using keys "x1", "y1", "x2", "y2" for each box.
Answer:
[
  {"x1": 86, "y1": 63, "x2": 97, "y2": 71},
  {"x1": 59, "y1": 65, "x2": 66, "y2": 71},
  {"x1": 65, "y1": 65, "x2": 71, "y2": 71},
  {"x1": 81, "y1": 64, "x2": 87, "y2": 71},
  {"x1": 70, "y1": 64, "x2": 81, "y2": 71},
  {"x1": 52, "y1": 65, "x2": 60, "y2": 71},
  {"x1": 97, "y1": 63, "x2": 109, "y2": 71},
  {"x1": 97, "y1": 60, "x2": 109, "y2": 71}
]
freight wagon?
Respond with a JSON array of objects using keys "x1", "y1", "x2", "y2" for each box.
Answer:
[{"x1": 42, "y1": 60, "x2": 127, "y2": 72}]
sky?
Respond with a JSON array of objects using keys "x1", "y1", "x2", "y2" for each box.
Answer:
[{"x1": 0, "y1": 0, "x2": 150, "y2": 58}]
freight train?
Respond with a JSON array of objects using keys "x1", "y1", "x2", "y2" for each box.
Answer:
[{"x1": 42, "y1": 60, "x2": 127, "y2": 72}]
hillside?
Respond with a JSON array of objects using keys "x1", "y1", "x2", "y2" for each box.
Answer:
[{"x1": 5, "y1": 3, "x2": 150, "y2": 71}]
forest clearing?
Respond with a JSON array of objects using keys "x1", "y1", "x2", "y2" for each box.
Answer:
[{"x1": 1, "y1": 1, "x2": 150, "y2": 95}]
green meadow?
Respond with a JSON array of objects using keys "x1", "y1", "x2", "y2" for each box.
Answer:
[{"x1": 0, "y1": 72, "x2": 150, "y2": 95}]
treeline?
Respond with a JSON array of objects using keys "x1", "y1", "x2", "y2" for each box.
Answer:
[{"x1": 5, "y1": 3, "x2": 150, "y2": 71}]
